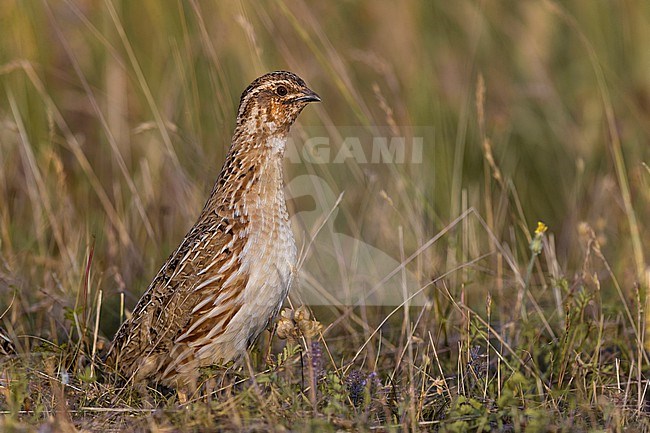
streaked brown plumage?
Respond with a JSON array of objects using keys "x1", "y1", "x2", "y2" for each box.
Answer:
[{"x1": 106, "y1": 71, "x2": 320, "y2": 390}]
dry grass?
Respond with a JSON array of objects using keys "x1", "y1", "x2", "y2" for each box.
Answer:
[{"x1": 0, "y1": 1, "x2": 649, "y2": 431}]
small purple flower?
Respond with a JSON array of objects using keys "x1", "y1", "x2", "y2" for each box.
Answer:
[
  {"x1": 345, "y1": 370, "x2": 381, "y2": 406},
  {"x1": 310, "y1": 341, "x2": 325, "y2": 381}
]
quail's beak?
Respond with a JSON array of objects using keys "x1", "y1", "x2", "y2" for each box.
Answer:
[{"x1": 294, "y1": 88, "x2": 321, "y2": 103}]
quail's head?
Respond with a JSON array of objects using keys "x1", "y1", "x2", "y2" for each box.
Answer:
[{"x1": 236, "y1": 71, "x2": 320, "y2": 135}]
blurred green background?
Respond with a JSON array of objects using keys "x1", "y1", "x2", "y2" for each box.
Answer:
[{"x1": 0, "y1": 1, "x2": 648, "y2": 339}]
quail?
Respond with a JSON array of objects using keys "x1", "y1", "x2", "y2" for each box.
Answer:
[{"x1": 106, "y1": 71, "x2": 320, "y2": 391}]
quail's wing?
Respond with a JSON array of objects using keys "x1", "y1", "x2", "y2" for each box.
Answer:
[
  {"x1": 172, "y1": 217, "x2": 250, "y2": 347},
  {"x1": 109, "y1": 213, "x2": 246, "y2": 363}
]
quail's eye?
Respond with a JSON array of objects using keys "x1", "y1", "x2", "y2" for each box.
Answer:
[{"x1": 276, "y1": 85, "x2": 288, "y2": 97}]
